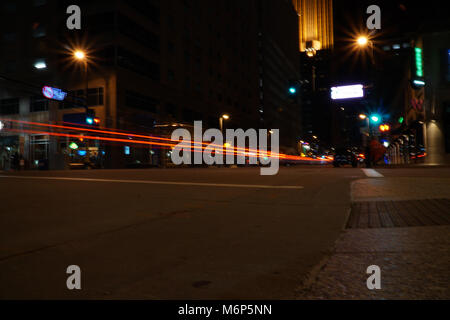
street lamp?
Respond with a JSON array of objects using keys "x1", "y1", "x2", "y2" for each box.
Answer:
[
  {"x1": 357, "y1": 36, "x2": 368, "y2": 46},
  {"x1": 358, "y1": 114, "x2": 373, "y2": 167},
  {"x1": 356, "y1": 35, "x2": 374, "y2": 64},
  {"x1": 219, "y1": 114, "x2": 230, "y2": 133},
  {"x1": 358, "y1": 113, "x2": 381, "y2": 168},
  {"x1": 74, "y1": 50, "x2": 86, "y2": 60},
  {"x1": 72, "y1": 49, "x2": 89, "y2": 111},
  {"x1": 72, "y1": 48, "x2": 91, "y2": 163}
]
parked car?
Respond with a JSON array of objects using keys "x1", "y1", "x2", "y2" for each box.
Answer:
[{"x1": 333, "y1": 148, "x2": 358, "y2": 168}]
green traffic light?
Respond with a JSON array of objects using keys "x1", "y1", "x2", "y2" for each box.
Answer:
[{"x1": 370, "y1": 115, "x2": 381, "y2": 123}]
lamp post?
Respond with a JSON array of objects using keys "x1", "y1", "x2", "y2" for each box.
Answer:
[
  {"x1": 359, "y1": 114, "x2": 371, "y2": 167},
  {"x1": 359, "y1": 113, "x2": 381, "y2": 167},
  {"x1": 356, "y1": 36, "x2": 375, "y2": 65},
  {"x1": 73, "y1": 50, "x2": 89, "y2": 112},
  {"x1": 219, "y1": 114, "x2": 230, "y2": 134},
  {"x1": 73, "y1": 49, "x2": 90, "y2": 165}
]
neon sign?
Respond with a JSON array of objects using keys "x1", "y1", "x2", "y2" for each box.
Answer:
[
  {"x1": 415, "y1": 47, "x2": 423, "y2": 77},
  {"x1": 42, "y1": 86, "x2": 67, "y2": 101}
]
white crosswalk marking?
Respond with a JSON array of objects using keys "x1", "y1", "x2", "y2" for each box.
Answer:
[{"x1": 361, "y1": 169, "x2": 384, "y2": 178}]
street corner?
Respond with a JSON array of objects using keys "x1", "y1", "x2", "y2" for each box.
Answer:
[{"x1": 295, "y1": 225, "x2": 450, "y2": 299}]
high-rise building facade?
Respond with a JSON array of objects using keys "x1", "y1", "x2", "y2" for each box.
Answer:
[
  {"x1": 292, "y1": 0, "x2": 334, "y2": 147},
  {"x1": 292, "y1": 0, "x2": 334, "y2": 53}
]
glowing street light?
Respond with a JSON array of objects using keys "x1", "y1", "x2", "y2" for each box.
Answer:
[
  {"x1": 71, "y1": 48, "x2": 90, "y2": 112},
  {"x1": 219, "y1": 114, "x2": 230, "y2": 133},
  {"x1": 357, "y1": 36, "x2": 369, "y2": 46},
  {"x1": 359, "y1": 114, "x2": 367, "y2": 120},
  {"x1": 74, "y1": 50, "x2": 86, "y2": 61},
  {"x1": 355, "y1": 35, "x2": 374, "y2": 64}
]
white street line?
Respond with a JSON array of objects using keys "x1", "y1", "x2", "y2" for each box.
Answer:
[
  {"x1": 361, "y1": 169, "x2": 384, "y2": 178},
  {"x1": 0, "y1": 175, "x2": 303, "y2": 189}
]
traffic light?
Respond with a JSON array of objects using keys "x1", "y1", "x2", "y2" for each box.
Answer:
[
  {"x1": 63, "y1": 112, "x2": 100, "y2": 126},
  {"x1": 370, "y1": 114, "x2": 381, "y2": 123},
  {"x1": 288, "y1": 80, "x2": 299, "y2": 96},
  {"x1": 85, "y1": 116, "x2": 100, "y2": 125},
  {"x1": 86, "y1": 117, "x2": 94, "y2": 125},
  {"x1": 379, "y1": 124, "x2": 390, "y2": 132}
]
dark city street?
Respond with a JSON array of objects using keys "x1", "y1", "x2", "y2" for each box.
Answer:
[{"x1": 1, "y1": 166, "x2": 449, "y2": 299}]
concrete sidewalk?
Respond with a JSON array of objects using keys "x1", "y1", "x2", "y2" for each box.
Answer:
[{"x1": 296, "y1": 175, "x2": 450, "y2": 299}]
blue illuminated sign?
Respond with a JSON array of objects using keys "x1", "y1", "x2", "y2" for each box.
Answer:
[{"x1": 42, "y1": 86, "x2": 67, "y2": 101}]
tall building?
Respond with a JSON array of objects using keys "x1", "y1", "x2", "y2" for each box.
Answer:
[
  {"x1": 0, "y1": 0, "x2": 301, "y2": 169},
  {"x1": 258, "y1": 0, "x2": 302, "y2": 150},
  {"x1": 292, "y1": 0, "x2": 334, "y2": 147},
  {"x1": 292, "y1": 0, "x2": 334, "y2": 53}
]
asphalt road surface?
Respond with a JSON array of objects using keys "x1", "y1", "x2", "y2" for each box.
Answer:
[{"x1": 0, "y1": 165, "x2": 449, "y2": 299}]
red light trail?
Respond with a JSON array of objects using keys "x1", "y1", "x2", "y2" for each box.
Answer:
[{"x1": 1, "y1": 119, "x2": 331, "y2": 163}]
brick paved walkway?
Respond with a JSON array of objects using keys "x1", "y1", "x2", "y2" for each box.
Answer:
[{"x1": 296, "y1": 176, "x2": 450, "y2": 299}]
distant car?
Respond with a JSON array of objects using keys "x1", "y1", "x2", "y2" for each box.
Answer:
[{"x1": 333, "y1": 148, "x2": 358, "y2": 168}]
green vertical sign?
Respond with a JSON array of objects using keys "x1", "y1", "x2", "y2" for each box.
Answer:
[{"x1": 415, "y1": 47, "x2": 423, "y2": 77}]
